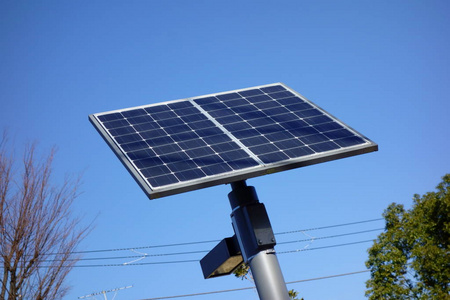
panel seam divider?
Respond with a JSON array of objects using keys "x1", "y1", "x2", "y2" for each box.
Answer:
[{"x1": 188, "y1": 98, "x2": 266, "y2": 166}]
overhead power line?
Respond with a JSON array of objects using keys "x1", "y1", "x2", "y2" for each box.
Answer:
[
  {"x1": 39, "y1": 228, "x2": 382, "y2": 263},
  {"x1": 43, "y1": 238, "x2": 375, "y2": 268},
  {"x1": 65, "y1": 218, "x2": 383, "y2": 255},
  {"x1": 137, "y1": 269, "x2": 370, "y2": 300}
]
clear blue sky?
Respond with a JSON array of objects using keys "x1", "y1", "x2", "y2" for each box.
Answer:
[{"x1": 1, "y1": 1, "x2": 449, "y2": 299}]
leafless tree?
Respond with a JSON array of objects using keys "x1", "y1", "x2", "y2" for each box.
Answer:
[{"x1": 0, "y1": 133, "x2": 89, "y2": 299}]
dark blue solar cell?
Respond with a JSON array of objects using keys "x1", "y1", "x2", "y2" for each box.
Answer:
[
  {"x1": 286, "y1": 126, "x2": 320, "y2": 137},
  {"x1": 334, "y1": 136, "x2": 365, "y2": 147},
  {"x1": 299, "y1": 133, "x2": 331, "y2": 145},
  {"x1": 238, "y1": 89, "x2": 264, "y2": 97},
  {"x1": 295, "y1": 109, "x2": 323, "y2": 118},
  {"x1": 309, "y1": 141, "x2": 340, "y2": 152},
  {"x1": 258, "y1": 152, "x2": 289, "y2": 164},
  {"x1": 127, "y1": 115, "x2": 154, "y2": 125},
  {"x1": 166, "y1": 160, "x2": 197, "y2": 172},
  {"x1": 140, "y1": 128, "x2": 167, "y2": 139},
  {"x1": 156, "y1": 118, "x2": 185, "y2": 128},
  {"x1": 193, "y1": 154, "x2": 224, "y2": 167},
  {"x1": 249, "y1": 144, "x2": 279, "y2": 155},
  {"x1": 270, "y1": 113, "x2": 299, "y2": 123},
  {"x1": 240, "y1": 136, "x2": 271, "y2": 147},
  {"x1": 175, "y1": 169, "x2": 206, "y2": 182},
  {"x1": 203, "y1": 134, "x2": 232, "y2": 145},
  {"x1": 255, "y1": 124, "x2": 285, "y2": 135},
  {"x1": 238, "y1": 111, "x2": 267, "y2": 120},
  {"x1": 276, "y1": 96, "x2": 304, "y2": 106},
  {"x1": 180, "y1": 114, "x2": 208, "y2": 123},
  {"x1": 314, "y1": 122, "x2": 343, "y2": 133},
  {"x1": 103, "y1": 119, "x2": 130, "y2": 129},
  {"x1": 211, "y1": 141, "x2": 240, "y2": 152},
  {"x1": 185, "y1": 147, "x2": 215, "y2": 158},
  {"x1": 273, "y1": 139, "x2": 304, "y2": 150},
  {"x1": 145, "y1": 105, "x2": 170, "y2": 114},
  {"x1": 208, "y1": 108, "x2": 235, "y2": 118},
  {"x1": 201, "y1": 102, "x2": 228, "y2": 111},
  {"x1": 284, "y1": 102, "x2": 313, "y2": 112},
  {"x1": 114, "y1": 133, "x2": 142, "y2": 144},
  {"x1": 260, "y1": 85, "x2": 286, "y2": 93},
  {"x1": 231, "y1": 105, "x2": 258, "y2": 114},
  {"x1": 146, "y1": 136, "x2": 175, "y2": 147},
  {"x1": 135, "y1": 156, "x2": 164, "y2": 169},
  {"x1": 122, "y1": 109, "x2": 148, "y2": 118},
  {"x1": 150, "y1": 111, "x2": 178, "y2": 121},
  {"x1": 304, "y1": 115, "x2": 333, "y2": 125},
  {"x1": 147, "y1": 174, "x2": 178, "y2": 187},
  {"x1": 283, "y1": 146, "x2": 314, "y2": 158},
  {"x1": 134, "y1": 122, "x2": 160, "y2": 132},
  {"x1": 164, "y1": 124, "x2": 192, "y2": 135},
  {"x1": 174, "y1": 107, "x2": 200, "y2": 116},
  {"x1": 246, "y1": 94, "x2": 272, "y2": 103},
  {"x1": 127, "y1": 148, "x2": 157, "y2": 161},
  {"x1": 269, "y1": 91, "x2": 295, "y2": 99},
  {"x1": 264, "y1": 131, "x2": 295, "y2": 142},
  {"x1": 177, "y1": 138, "x2": 207, "y2": 150},
  {"x1": 194, "y1": 96, "x2": 217, "y2": 105},
  {"x1": 189, "y1": 120, "x2": 215, "y2": 130},
  {"x1": 247, "y1": 117, "x2": 276, "y2": 127},
  {"x1": 228, "y1": 158, "x2": 259, "y2": 170},
  {"x1": 280, "y1": 120, "x2": 309, "y2": 130},
  {"x1": 224, "y1": 122, "x2": 252, "y2": 132},
  {"x1": 98, "y1": 113, "x2": 123, "y2": 122},
  {"x1": 195, "y1": 127, "x2": 223, "y2": 137},
  {"x1": 152, "y1": 144, "x2": 182, "y2": 155},
  {"x1": 219, "y1": 149, "x2": 250, "y2": 161},
  {"x1": 201, "y1": 163, "x2": 232, "y2": 176},
  {"x1": 232, "y1": 128, "x2": 261, "y2": 139},
  {"x1": 324, "y1": 129, "x2": 354, "y2": 139},
  {"x1": 108, "y1": 126, "x2": 135, "y2": 136},
  {"x1": 160, "y1": 152, "x2": 190, "y2": 164},
  {"x1": 141, "y1": 165, "x2": 172, "y2": 178},
  {"x1": 121, "y1": 140, "x2": 150, "y2": 152},
  {"x1": 168, "y1": 101, "x2": 194, "y2": 110},
  {"x1": 215, "y1": 114, "x2": 243, "y2": 125},
  {"x1": 225, "y1": 98, "x2": 249, "y2": 107},
  {"x1": 261, "y1": 106, "x2": 290, "y2": 116},
  {"x1": 254, "y1": 101, "x2": 282, "y2": 110},
  {"x1": 171, "y1": 131, "x2": 199, "y2": 142},
  {"x1": 216, "y1": 93, "x2": 241, "y2": 101}
]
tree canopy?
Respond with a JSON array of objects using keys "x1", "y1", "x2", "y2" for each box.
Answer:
[{"x1": 365, "y1": 174, "x2": 450, "y2": 299}]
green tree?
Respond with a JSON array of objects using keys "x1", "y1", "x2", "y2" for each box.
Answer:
[{"x1": 365, "y1": 174, "x2": 450, "y2": 299}]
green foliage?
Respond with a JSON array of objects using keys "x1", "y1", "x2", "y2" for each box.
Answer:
[
  {"x1": 365, "y1": 174, "x2": 450, "y2": 299},
  {"x1": 288, "y1": 289, "x2": 304, "y2": 300},
  {"x1": 233, "y1": 263, "x2": 250, "y2": 280}
]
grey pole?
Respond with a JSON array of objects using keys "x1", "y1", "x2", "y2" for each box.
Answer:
[
  {"x1": 228, "y1": 181, "x2": 290, "y2": 300},
  {"x1": 249, "y1": 250, "x2": 290, "y2": 300}
]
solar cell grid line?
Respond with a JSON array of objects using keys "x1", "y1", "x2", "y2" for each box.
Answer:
[{"x1": 89, "y1": 82, "x2": 378, "y2": 199}]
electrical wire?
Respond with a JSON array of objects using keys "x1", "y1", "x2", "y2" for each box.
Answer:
[
  {"x1": 136, "y1": 269, "x2": 370, "y2": 299},
  {"x1": 34, "y1": 238, "x2": 376, "y2": 268},
  {"x1": 64, "y1": 218, "x2": 383, "y2": 255},
  {"x1": 40, "y1": 227, "x2": 382, "y2": 263}
]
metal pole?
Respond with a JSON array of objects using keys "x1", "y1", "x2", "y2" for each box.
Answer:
[
  {"x1": 228, "y1": 180, "x2": 290, "y2": 300},
  {"x1": 249, "y1": 250, "x2": 290, "y2": 300}
]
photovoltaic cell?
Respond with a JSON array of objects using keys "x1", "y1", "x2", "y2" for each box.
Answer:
[{"x1": 90, "y1": 83, "x2": 377, "y2": 199}]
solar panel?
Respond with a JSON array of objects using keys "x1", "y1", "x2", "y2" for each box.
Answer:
[{"x1": 89, "y1": 83, "x2": 377, "y2": 199}]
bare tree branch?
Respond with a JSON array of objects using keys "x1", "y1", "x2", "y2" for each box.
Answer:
[{"x1": 1, "y1": 134, "x2": 90, "y2": 300}]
